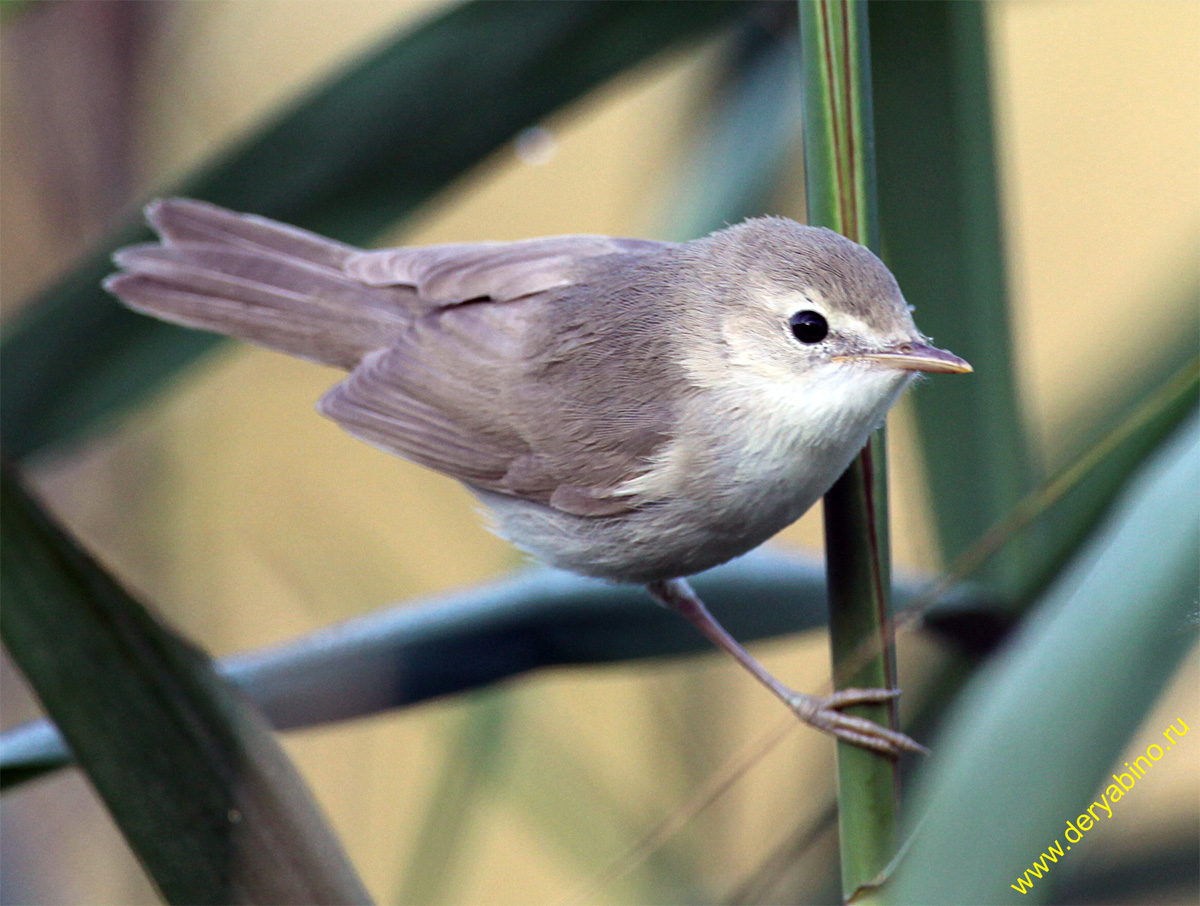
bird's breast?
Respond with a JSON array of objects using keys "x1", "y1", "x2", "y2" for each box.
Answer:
[
  {"x1": 634, "y1": 364, "x2": 913, "y2": 538},
  {"x1": 479, "y1": 364, "x2": 914, "y2": 584}
]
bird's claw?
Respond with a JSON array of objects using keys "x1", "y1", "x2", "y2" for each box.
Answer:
[{"x1": 787, "y1": 687, "x2": 929, "y2": 758}]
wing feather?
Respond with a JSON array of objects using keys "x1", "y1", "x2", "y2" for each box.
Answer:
[
  {"x1": 346, "y1": 236, "x2": 667, "y2": 306},
  {"x1": 318, "y1": 291, "x2": 670, "y2": 517}
]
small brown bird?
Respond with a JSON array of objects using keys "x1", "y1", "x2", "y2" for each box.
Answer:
[{"x1": 107, "y1": 199, "x2": 970, "y2": 755}]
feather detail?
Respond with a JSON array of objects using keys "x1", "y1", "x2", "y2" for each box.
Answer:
[
  {"x1": 345, "y1": 236, "x2": 665, "y2": 305},
  {"x1": 105, "y1": 199, "x2": 411, "y2": 369}
]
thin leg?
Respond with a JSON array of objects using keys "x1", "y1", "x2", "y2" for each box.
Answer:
[{"x1": 647, "y1": 577, "x2": 927, "y2": 758}]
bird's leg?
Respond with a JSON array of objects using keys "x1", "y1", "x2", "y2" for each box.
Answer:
[{"x1": 646, "y1": 577, "x2": 927, "y2": 758}]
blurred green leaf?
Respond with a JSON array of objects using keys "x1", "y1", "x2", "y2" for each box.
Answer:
[
  {"x1": 895, "y1": 358, "x2": 1196, "y2": 794},
  {"x1": 396, "y1": 691, "x2": 512, "y2": 906},
  {"x1": 922, "y1": 353, "x2": 1199, "y2": 643},
  {"x1": 501, "y1": 711, "x2": 703, "y2": 904},
  {"x1": 1028, "y1": 339, "x2": 1200, "y2": 602},
  {"x1": 1056, "y1": 278, "x2": 1199, "y2": 466},
  {"x1": 890, "y1": 414, "x2": 1199, "y2": 905},
  {"x1": 660, "y1": 19, "x2": 802, "y2": 242},
  {"x1": 0, "y1": 467, "x2": 370, "y2": 904},
  {"x1": 1, "y1": 0, "x2": 740, "y2": 461},
  {"x1": 871, "y1": 0, "x2": 1036, "y2": 597},
  {"x1": 1054, "y1": 835, "x2": 1199, "y2": 905},
  {"x1": 0, "y1": 551, "x2": 984, "y2": 790}
]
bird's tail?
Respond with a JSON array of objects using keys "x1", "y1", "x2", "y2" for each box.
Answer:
[{"x1": 105, "y1": 198, "x2": 409, "y2": 370}]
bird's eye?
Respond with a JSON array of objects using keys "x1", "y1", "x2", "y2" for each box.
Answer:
[{"x1": 789, "y1": 310, "x2": 828, "y2": 344}]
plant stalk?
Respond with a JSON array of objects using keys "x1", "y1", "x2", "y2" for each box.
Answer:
[{"x1": 798, "y1": 0, "x2": 899, "y2": 899}]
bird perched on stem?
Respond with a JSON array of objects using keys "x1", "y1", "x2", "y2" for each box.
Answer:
[{"x1": 107, "y1": 199, "x2": 970, "y2": 756}]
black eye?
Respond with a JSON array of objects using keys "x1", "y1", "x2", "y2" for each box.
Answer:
[{"x1": 789, "y1": 310, "x2": 828, "y2": 344}]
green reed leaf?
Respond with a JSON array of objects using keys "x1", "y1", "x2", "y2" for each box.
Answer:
[
  {"x1": 0, "y1": 467, "x2": 370, "y2": 904},
  {"x1": 891, "y1": 415, "x2": 1199, "y2": 905}
]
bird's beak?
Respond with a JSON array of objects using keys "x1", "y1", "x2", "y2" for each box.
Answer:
[{"x1": 833, "y1": 342, "x2": 973, "y2": 374}]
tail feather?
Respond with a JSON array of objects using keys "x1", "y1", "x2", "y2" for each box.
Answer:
[
  {"x1": 146, "y1": 198, "x2": 357, "y2": 270},
  {"x1": 106, "y1": 198, "x2": 411, "y2": 369}
]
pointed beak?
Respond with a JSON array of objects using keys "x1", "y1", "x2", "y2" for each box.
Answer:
[{"x1": 833, "y1": 342, "x2": 973, "y2": 375}]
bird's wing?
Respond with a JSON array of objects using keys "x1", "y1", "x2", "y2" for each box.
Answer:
[
  {"x1": 319, "y1": 287, "x2": 676, "y2": 518},
  {"x1": 345, "y1": 236, "x2": 667, "y2": 307},
  {"x1": 322, "y1": 233, "x2": 681, "y2": 517}
]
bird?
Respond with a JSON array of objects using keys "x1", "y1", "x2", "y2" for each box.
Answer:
[{"x1": 106, "y1": 198, "x2": 971, "y2": 756}]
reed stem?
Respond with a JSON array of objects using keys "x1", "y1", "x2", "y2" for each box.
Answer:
[{"x1": 798, "y1": 0, "x2": 899, "y2": 898}]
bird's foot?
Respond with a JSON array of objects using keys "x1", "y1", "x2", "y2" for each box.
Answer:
[{"x1": 785, "y1": 687, "x2": 929, "y2": 758}]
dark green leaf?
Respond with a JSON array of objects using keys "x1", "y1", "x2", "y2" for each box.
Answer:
[
  {"x1": 871, "y1": 0, "x2": 1036, "y2": 597},
  {"x1": 1, "y1": 0, "x2": 741, "y2": 461},
  {"x1": 0, "y1": 467, "x2": 370, "y2": 904}
]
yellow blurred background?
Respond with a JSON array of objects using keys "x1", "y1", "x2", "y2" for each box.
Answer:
[{"x1": 1, "y1": 2, "x2": 1197, "y2": 903}]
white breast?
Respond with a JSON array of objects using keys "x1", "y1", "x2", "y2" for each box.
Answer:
[{"x1": 626, "y1": 362, "x2": 913, "y2": 530}]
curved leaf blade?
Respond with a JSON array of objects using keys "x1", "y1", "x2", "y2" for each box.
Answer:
[
  {"x1": 891, "y1": 414, "x2": 1200, "y2": 904},
  {"x1": 0, "y1": 468, "x2": 370, "y2": 904},
  {"x1": 1, "y1": 551, "x2": 984, "y2": 790}
]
